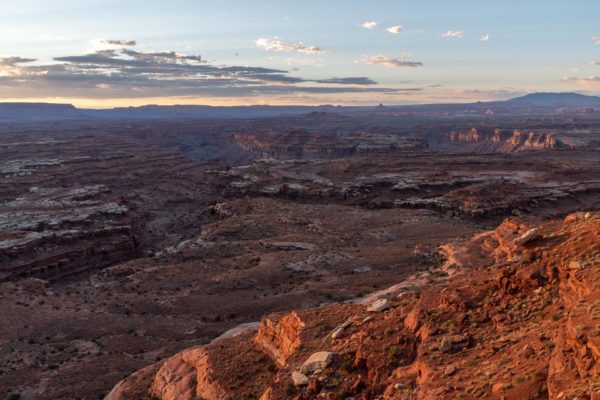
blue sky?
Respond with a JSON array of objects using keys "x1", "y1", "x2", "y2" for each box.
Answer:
[{"x1": 0, "y1": 0, "x2": 599, "y2": 107}]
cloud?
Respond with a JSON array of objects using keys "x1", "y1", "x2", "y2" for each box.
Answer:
[
  {"x1": 441, "y1": 30, "x2": 464, "y2": 38},
  {"x1": 590, "y1": 61, "x2": 600, "y2": 66},
  {"x1": 359, "y1": 55, "x2": 423, "y2": 68},
  {"x1": 593, "y1": 36, "x2": 600, "y2": 45},
  {"x1": 0, "y1": 56, "x2": 38, "y2": 77},
  {"x1": 256, "y1": 38, "x2": 328, "y2": 54},
  {"x1": 0, "y1": 47, "x2": 413, "y2": 99},
  {"x1": 0, "y1": 56, "x2": 37, "y2": 65},
  {"x1": 561, "y1": 75, "x2": 600, "y2": 82},
  {"x1": 386, "y1": 26, "x2": 403, "y2": 34},
  {"x1": 121, "y1": 49, "x2": 204, "y2": 63},
  {"x1": 314, "y1": 77, "x2": 377, "y2": 85},
  {"x1": 362, "y1": 21, "x2": 377, "y2": 29},
  {"x1": 571, "y1": 66, "x2": 580, "y2": 72},
  {"x1": 479, "y1": 34, "x2": 490, "y2": 41},
  {"x1": 101, "y1": 39, "x2": 136, "y2": 47}
]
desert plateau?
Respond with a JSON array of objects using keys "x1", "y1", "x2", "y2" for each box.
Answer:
[{"x1": 1, "y1": 2, "x2": 600, "y2": 399}]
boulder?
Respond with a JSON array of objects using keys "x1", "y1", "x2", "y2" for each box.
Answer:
[
  {"x1": 301, "y1": 351, "x2": 334, "y2": 374},
  {"x1": 330, "y1": 321, "x2": 352, "y2": 339},
  {"x1": 569, "y1": 261, "x2": 582, "y2": 270},
  {"x1": 291, "y1": 371, "x2": 309, "y2": 386},
  {"x1": 514, "y1": 228, "x2": 540, "y2": 246},
  {"x1": 444, "y1": 365, "x2": 457, "y2": 376},
  {"x1": 367, "y1": 298, "x2": 389, "y2": 312},
  {"x1": 440, "y1": 335, "x2": 469, "y2": 353},
  {"x1": 492, "y1": 382, "x2": 512, "y2": 394}
]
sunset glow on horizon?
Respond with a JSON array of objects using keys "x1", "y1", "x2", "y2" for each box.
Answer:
[{"x1": 1, "y1": 0, "x2": 599, "y2": 108}]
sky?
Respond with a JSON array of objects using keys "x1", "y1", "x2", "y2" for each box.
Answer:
[{"x1": 0, "y1": 0, "x2": 599, "y2": 108}]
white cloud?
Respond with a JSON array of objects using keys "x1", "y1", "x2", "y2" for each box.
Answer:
[
  {"x1": 362, "y1": 21, "x2": 378, "y2": 29},
  {"x1": 479, "y1": 34, "x2": 490, "y2": 41},
  {"x1": 593, "y1": 36, "x2": 600, "y2": 45},
  {"x1": 358, "y1": 55, "x2": 422, "y2": 68},
  {"x1": 571, "y1": 66, "x2": 580, "y2": 72},
  {"x1": 256, "y1": 38, "x2": 327, "y2": 54},
  {"x1": 441, "y1": 30, "x2": 464, "y2": 38},
  {"x1": 386, "y1": 26, "x2": 403, "y2": 34},
  {"x1": 590, "y1": 60, "x2": 600, "y2": 66}
]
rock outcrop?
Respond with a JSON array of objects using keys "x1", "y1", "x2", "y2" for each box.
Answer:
[
  {"x1": 107, "y1": 212, "x2": 599, "y2": 399},
  {"x1": 234, "y1": 130, "x2": 427, "y2": 160},
  {"x1": 255, "y1": 311, "x2": 306, "y2": 366},
  {"x1": 445, "y1": 127, "x2": 561, "y2": 152}
]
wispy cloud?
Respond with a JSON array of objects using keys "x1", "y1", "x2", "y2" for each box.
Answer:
[
  {"x1": 571, "y1": 66, "x2": 580, "y2": 72},
  {"x1": 0, "y1": 56, "x2": 37, "y2": 65},
  {"x1": 361, "y1": 21, "x2": 377, "y2": 29},
  {"x1": 479, "y1": 34, "x2": 490, "y2": 41},
  {"x1": 593, "y1": 36, "x2": 600, "y2": 45},
  {"x1": 386, "y1": 26, "x2": 403, "y2": 34},
  {"x1": 441, "y1": 30, "x2": 464, "y2": 38},
  {"x1": 314, "y1": 77, "x2": 376, "y2": 85},
  {"x1": 359, "y1": 55, "x2": 422, "y2": 68},
  {"x1": 561, "y1": 75, "x2": 600, "y2": 82},
  {"x1": 590, "y1": 60, "x2": 600, "y2": 66},
  {"x1": 256, "y1": 38, "x2": 328, "y2": 54},
  {"x1": 0, "y1": 56, "x2": 38, "y2": 77},
  {"x1": 102, "y1": 39, "x2": 136, "y2": 47}
]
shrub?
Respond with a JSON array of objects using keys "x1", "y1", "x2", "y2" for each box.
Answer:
[
  {"x1": 340, "y1": 358, "x2": 354, "y2": 372},
  {"x1": 285, "y1": 382, "x2": 296, "y2": 395},
  {"x1": 384, "y1": 328, "x2": 396, "y2": 337}
]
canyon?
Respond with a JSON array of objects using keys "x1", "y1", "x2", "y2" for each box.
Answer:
[{"x1": 0, "y1": 99, "x2": 599, "y2": 399}]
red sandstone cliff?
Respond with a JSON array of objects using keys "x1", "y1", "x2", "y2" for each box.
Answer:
[{"x1": 106, "y1": 212, "x2": 599, "y2": 399}]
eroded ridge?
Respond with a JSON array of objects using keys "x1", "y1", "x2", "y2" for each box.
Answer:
[{"x1": 107, "y1": 212, "x2": 599, "y2": 399}]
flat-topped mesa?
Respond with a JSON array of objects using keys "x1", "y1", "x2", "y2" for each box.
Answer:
[
  {"x1": 233, "y1": 130, "x2": 427, "y2": 160},
  {"x1": 255, "y1": 311, "x2": 305, "y2": 366}
]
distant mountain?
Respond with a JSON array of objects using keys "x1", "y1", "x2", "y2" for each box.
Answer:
[
  {"x1": 1, "y1": 92, "x2": 599, "y2": 122},
  {"x1": 506, "y1": 92, "x2": 600, "y2": 107},
  {"x1": 0, "y1": 103, "x2": 83, "y2": 121},
  {"x1": 84, "y1": 104, "x2": 341, "y2": 120}
]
